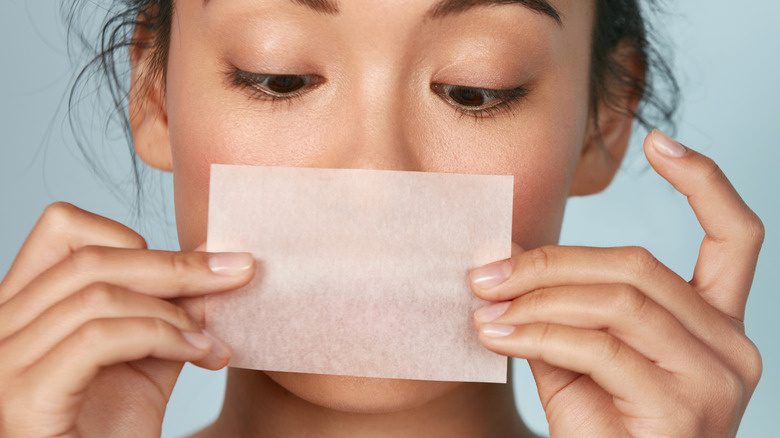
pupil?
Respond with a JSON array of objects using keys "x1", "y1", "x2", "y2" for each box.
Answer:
[
  {"x1": 268, "y1": 75, "x2": 305, "y2": 94},
  {"x1": 450, "y1": 87, "x2": 485, "y2": 107}
]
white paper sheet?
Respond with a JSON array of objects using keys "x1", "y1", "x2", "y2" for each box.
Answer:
[{"x1": 205, "y1": 164, "x2": 513, "y2": 383}]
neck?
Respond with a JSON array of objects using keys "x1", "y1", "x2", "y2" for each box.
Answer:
[{"x1": 198, "y1": 364, "x2": 535, "y2": 438}]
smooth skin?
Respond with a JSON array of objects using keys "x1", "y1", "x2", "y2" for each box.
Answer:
[{"x1": 0, "y1": 0, "x2": 763, "y2": 437}]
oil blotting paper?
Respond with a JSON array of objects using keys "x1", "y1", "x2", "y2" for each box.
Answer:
[{"x1": 206, "y1": 164, "x2": 513, "y2": 383}]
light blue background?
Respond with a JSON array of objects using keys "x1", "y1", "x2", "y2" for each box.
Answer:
[{"x1": 1, "y1": 1, "x2": 777, "y2": 436}]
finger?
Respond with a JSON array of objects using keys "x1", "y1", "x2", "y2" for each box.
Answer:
[
  {"x1": 0, "y1": 247, "x2": 254, "y2": 337},
  {"x1": 525, "y1": 359, "x2": 586, "y2": 413},
  {"x1": 171, "y1": 244, "x2": 209, "y2": 327},
  {"x1": 644, "y1": 130, "x2": 764, "y2": 320},
  {"x1": 470, "y1": 245, "x2": 730, "y2": 348},
  {"x1": 478, "y1": 322, "x2": 670, "y2": 406},
  {"x1": 474, "y1": 284, "x2": 714, "y2": 371},
  {"x1": 172, "y1": 296, "x2": 206, "y2": 327},
  {"x1": 15, "y1": 318, "x2": 230, "y2": 416},
  {"x1": 0, "y1": 283, "x2": 202, "y2": 369},
  {"x1": 0, "y1": 203, "x2": 147, "y2": 303}
]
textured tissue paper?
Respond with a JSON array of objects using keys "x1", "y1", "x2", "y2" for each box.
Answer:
[{"x1": 205, "y1": 164, "x2": 514, "y2": 383}]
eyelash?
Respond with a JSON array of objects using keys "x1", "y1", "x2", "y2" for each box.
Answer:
[
  {"x1": 430, "y1": 84, "x2": 530, "y2": 121},
  {"x1": 228, "y1": 68, "x2": 322, "y2": 105},
  {"x1": 227, "y1": 67, "x2": 530, "y2": 120}
]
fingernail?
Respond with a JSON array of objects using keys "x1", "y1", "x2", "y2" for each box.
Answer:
[
  {"x1": 182, "y1": 331, "x2": 212, "y2": 350},
  {"x1": 652, "y1": 129, "x2": 687, "y2": 158},
  {"x1": 471, "y1": 260, "x2": 512, "y2": 289},
  {"x1": 203, "y1": 330, "x2": 232, "y2": 360},
  {"x1": 208, "y1": 253, "x2": 254, "y2": 276},
  {"x1": 480, "y1": 323, "x2": 516, "y2": 338},
  {"x1": 475, "y1": 301, "x2": 511, "y2": 323}
]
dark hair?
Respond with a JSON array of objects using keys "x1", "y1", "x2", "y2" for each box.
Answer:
[
  {"x1": 65, "y1": 0, "x2": 679, "y2": 206},
  {"x1": 590, "y1": 0, "x2": 678, "y2": 135}
]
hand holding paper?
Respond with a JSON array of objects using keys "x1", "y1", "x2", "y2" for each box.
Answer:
[{"x1": 206, "y1": 165, "x2": 513, "y2": 383}]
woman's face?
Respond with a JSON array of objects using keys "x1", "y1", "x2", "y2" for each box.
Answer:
[{"x1": 152, "y1": 0, "x2": 603, "y2": 413}]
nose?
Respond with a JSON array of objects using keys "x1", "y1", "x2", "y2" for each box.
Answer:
[{"x1": 322, "y1": 69, "x2": 423, "y2": 172}]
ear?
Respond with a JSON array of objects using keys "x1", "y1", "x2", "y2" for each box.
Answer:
[
  {"x1": 128, "y1": 17, "x2": 173, "y2": 172},
  {"x1": 569, "y1": 41, "x2": 644, "y2": 196}
]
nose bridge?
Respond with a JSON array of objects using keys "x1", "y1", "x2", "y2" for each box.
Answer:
[{"x1": 333, "y1": 63, "x2": 422, "y2": 172}]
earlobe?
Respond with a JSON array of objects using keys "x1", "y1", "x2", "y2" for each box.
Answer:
[
  {"x1": 569, "y1": 41, "x2": 644, "y2": 197},
  {"x1": 128, "y1": 20, "x2": 173, "y2": 172}
]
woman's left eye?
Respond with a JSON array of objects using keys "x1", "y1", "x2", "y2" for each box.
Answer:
[
  {"x1": 229, "y1": 68, "x2": 321, "y2": 100},
  {"x1": 431, "y1": 84, "x2": 530, "y2": 118}
]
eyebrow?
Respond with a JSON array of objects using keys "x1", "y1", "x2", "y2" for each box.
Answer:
[
  {"x1": 289, "y1": 0, "x2": 340, "y2": 14},
  {"x1": 427, "y1": 0, "x2": 562, "y2": 25},
  {"x1": 283, "y1": 0, "x2": 561, "y2": 24},
  {"x1": 203, "y1": 0, "x2": 340, "y2": 14}
]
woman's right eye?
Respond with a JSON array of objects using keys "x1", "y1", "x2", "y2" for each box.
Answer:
[{"x1": 229, "y1": 68, "x2": 322, "y2": 100}]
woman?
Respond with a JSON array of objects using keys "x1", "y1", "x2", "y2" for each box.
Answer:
[{"x1": 0, "y1": 0, "x2": 764, "y2": 436}]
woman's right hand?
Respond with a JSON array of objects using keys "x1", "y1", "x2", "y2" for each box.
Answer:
[{"x1": 0, "y1": 202, "x2": 254, "y2": 438}]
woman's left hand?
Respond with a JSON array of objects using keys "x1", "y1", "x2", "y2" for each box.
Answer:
[{"x1": 470, "y1": 130, "x2": 764, "y2": 437}]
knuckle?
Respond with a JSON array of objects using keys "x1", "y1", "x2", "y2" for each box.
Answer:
[
  {"x1": 612, "y1": 284, "x2": 650, "y2": 320},
  {"x1": 736, "y1": 336, "x2": 763, "y2": 389},
  {"x1": 597, "y1": 331, "x2": 623, "y2": 363},
  {"x1": 41, "y1": 202, "x2": 147, "y2": 250},
  {"x1": 527, "y1": 246, "x2": 555, "y2": 276},
  {"x1": 535, "y1": 323, "x2": 553, "y2": 348},
  {"x1": 74, "y1": 319, "x2": 110, "y2": 347},
  {"x1": 745, "y1": 350, "x2": 763, "y2": 390},
  {"x1": 75, "y1": 283, "x2": 120, "y2": 310},
  {"x1": 623, "y1": 246, "x2": 660, "y2": 278},
  {"x1": 701, "y1": 156, "x2": 727, "y2": 186},
  {"x1": 525, "y1": 289, "x2": 547, "y2": 314},
  {"x1": 142, "y1": 317, "x2": 175, "y2": 340},
  {"x1": 741, "y1": 212, "x2": 766, "y2": 248},
  {"x1": 168, "y1": 251, "x2": 201, "y2": 281},
  {"x1": 40, "y1": 202, "x2": 79, "y2": 230}
]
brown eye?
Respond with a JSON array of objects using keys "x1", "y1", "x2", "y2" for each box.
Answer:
[
  {"x1": 431, "y1": 83, "x2": 531, "y2": 119},
  {"x1": 230, "y1": 68, "x2": 320, "y2": 100},
  {"x1": 266, "y1": 75, "x2": 306, "y2": 94},
  {"x1": 447, "y1": 86, "x2": 486, "y2": 107}
]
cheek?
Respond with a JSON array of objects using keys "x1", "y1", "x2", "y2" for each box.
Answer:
[
  {"x1": 166, "y1": 38, "x2": 339, "y2": 249},
  {"x1": 168, "y1": 104, "x2": 346, "y2": 249},
  {"x1": 416, "y1": 85, "x2": 589, "y2": 249},
  {"x1": 509, "y1": 89, "x2": 589, "y2": 249}
]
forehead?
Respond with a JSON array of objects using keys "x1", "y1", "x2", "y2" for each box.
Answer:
[
  {"x1": 186, "y1": 0, "x2": 595, "y2": 75},
  {"x1": 185, "y1": 0, "x2": 598, "y2": 68}
]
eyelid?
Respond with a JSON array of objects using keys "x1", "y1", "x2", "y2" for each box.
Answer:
[
  {"x1": 430, "y1": 83, "x2": 530, "y2": 118},
  {"x1": 228, "y1": 67, "x2": 323, "y2": 99}
]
